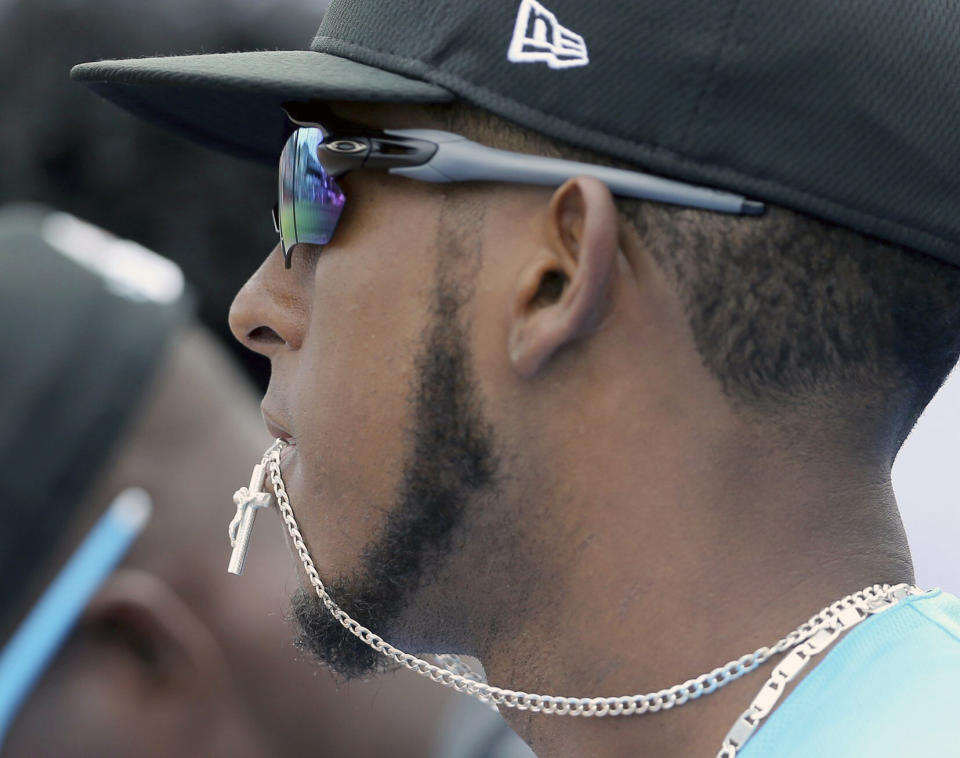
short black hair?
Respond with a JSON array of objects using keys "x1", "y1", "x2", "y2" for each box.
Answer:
[{"x1": 437, "y1": 104, "x2": 960, "y2": 443}]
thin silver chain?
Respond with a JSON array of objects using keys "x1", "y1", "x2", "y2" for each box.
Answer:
[{"x1": 263, "y1": 441, "x2": 918, "y2": 722}]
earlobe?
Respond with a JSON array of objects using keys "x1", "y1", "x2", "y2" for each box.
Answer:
[
  {"x1": 85, "y1": 569, "x2": 227, "y2": 692},
  {"x1": 509, "y1": 177, "x2": 620, "y2": 378}
]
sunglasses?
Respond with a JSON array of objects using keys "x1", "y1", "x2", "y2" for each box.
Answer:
[{"x1": 273, "y1": 120, "x2": 765, "y2": 268}]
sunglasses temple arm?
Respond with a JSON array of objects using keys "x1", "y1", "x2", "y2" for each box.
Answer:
[{"x1": 385, "y1": 128, "x2": 764, "y2": 216}]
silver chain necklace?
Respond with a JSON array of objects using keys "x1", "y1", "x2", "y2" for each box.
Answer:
[{"x1": 228, "y1": 440, "x2": 923, "y2": 755}]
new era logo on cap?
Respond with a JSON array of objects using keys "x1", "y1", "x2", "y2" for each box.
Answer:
[{"x1": 507, "y1": 0, "x2": 589, "y2": 70}]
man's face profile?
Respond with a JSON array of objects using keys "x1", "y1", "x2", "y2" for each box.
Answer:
[
  {"x1": 231, "y1": 125, "x2": 517, "y2": 675},
  {"x1": 284, "y1": 200, "x2": 506, "y2": 677},
  {"x1": 228, "y1": 101, "x2": 695, "y2": 687}
]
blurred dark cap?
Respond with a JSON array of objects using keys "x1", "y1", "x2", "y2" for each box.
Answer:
[{"x1": 0, "y1": 204, "x2": 189, "y2": 642}]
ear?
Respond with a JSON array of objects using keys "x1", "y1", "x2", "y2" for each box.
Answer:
[
  {"x1": 509, "y1": 177, "x2": 619, "y2": 378},
  {"x1": 83, "y1": 568, "x2": 227, "y2": 693}
]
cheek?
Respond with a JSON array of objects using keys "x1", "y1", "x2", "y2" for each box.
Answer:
[
  {"x1": 5, "y1": 644, "x2": 161, "y2": 758},
  {"x1": 284, "y1": 241, "x2": 433, "y2": 574}
]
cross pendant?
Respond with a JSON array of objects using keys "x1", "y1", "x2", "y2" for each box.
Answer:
[{"x1": 227, "y1": 461, "x2": 273, "y2": 575}]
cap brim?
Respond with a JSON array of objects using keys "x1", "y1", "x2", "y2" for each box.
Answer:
[{"x1": 71, "y1": 50, "x2": 455, "y2": 166}]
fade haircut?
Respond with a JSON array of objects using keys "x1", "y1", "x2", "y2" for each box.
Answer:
[{"x1": 433, "y1": 104, "x2": 960, "y2": 444}]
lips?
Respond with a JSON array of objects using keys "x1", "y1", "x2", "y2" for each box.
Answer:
[{"x1": 261, "y1": 407, "x2": 295, "y2": 446}]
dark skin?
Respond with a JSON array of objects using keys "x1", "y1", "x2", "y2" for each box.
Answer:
[
  {"x1": 4, "y1": 327, "x2": 449, "y2": 758},
  {"x1": 229, "y1": 103, "x2": 914, "y2": 758}
]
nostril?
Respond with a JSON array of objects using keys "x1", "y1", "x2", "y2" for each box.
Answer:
[{"x1": 247, "y1": 326, "x2": 285, "y2": 345}]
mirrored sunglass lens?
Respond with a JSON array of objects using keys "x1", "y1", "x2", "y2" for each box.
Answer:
[
  {"x1": 278, "y1": 133, "x2": 298, "y2": 254},
  {"x1": 277, "y1": 129, "x2": 346, "y2": 260}
]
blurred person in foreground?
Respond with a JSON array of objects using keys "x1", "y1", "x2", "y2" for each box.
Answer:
[
  {"x1": 0, "y1": 204, "x2": 454, "y2": 757},
  {"x1": 74, "y1": 1, "x2": 960, "y2": 757}
]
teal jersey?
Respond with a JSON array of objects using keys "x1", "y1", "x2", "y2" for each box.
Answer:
[{"x1": 739, "y1": 589, "x2": 960, "y2": 757}]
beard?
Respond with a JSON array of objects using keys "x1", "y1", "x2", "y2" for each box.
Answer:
[{"x1": 290, "y1": 264, "x2": 501, "y2": 680}]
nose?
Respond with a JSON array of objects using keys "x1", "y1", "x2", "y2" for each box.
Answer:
[{"x1": 229, "y1": 244, "x2": 307, "y2": 355}]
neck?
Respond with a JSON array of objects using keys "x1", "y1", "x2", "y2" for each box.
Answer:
[{"x1": 477, "y1": 421, "x2": 913, "y2": 758}]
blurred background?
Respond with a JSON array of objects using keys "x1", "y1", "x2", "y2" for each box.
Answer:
[
  {"x1": 894, "y1": 365, "x2": 960, "y2": 590},
  {"x1": 0, "y1": 0, "x2": 330, "y2": 390}
]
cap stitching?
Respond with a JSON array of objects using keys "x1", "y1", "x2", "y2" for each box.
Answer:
[{"x1": 678, "y1": 0, "x2": 745, "y2": 154}]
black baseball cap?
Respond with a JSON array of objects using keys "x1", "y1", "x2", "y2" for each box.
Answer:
[{"x1": 72, "y1": 0, "x2": 960, "y2": 267}]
